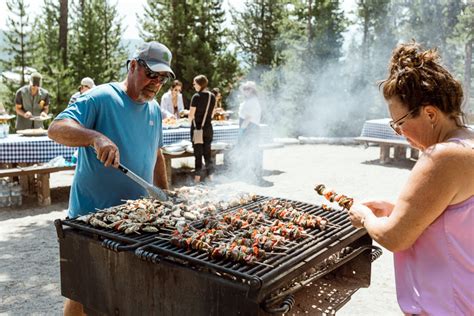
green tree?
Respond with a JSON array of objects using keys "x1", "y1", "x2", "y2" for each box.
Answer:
[
  {"x1": 69, "y1": 0, "x2": 126, "y2": 89},
  {"x1": 292, "y1": 0, "x2": 348, "y2": 69},
  {"x1": 351, "y1": 0, "x2": 397, "y2": 119},
  {"x1": 231, "y1": 0, "x2": 288, "y2": 68},
  {"x1": 138, "y1": 0, "x2": 240, "y2": 106},
  {"x1": 31, "y1": 0, "x2": 74, "y2": 114},
  {"x1": 0, "y1": 0, "x2": 35, "y2": 113},
  {"x1": 449, "y1": 2, "x2": 474, "y2": 114},
  {"x1": 395, "y1": 0, "x2": 464, "y2": 67}
]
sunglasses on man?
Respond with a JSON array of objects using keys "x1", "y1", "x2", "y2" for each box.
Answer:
[{"x1": 135, "y1": 59, "x2": 170, "y2": 84}]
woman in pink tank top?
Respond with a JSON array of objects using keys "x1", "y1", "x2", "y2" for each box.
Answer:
[{"x1": 349, "y1": 41, "x2": 474, "y2": 315}]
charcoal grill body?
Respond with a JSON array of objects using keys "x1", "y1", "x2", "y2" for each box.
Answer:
[{"x1": 55, "y1": 197, "x2": 379, "y2": 315}]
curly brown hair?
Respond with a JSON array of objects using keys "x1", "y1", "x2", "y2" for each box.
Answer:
[{"x1": 380, "y1": 41, "x2": 464, "y2": 122}]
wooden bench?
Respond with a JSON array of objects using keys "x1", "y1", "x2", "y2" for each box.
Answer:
[
  {"x1": 0, "y1": 165, "x2": 75, "y2": 206},
  {"x1": 163, "y1": 149, "x2": 227, "y2": 185},
  {"x1": 354, "y1": 136, "x2": 419, "y2": 164}
]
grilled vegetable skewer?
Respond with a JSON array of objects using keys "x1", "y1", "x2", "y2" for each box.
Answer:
[
  {"x1": 260, "y1": 199, "x2": 329, "y2": 230},
  {"x1": 314, "y1": 184, "x2": 354, "y2": 210}
]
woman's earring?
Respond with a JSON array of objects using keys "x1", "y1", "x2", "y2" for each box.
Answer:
[{"x1": 431, "y1": 123, "x2": 434, "y2": 130}]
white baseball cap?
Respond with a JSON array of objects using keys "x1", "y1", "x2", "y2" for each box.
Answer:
[{"x1": 81, "y1": 77, "x2": 95, "y2": 88}]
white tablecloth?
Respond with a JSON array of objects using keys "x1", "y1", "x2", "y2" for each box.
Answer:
[{"x1": 359, "y1": 118, "x2": 406, "y2": 141}]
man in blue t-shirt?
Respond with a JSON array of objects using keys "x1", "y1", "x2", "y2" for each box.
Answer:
[{"x1": 48, "y1": 41, "x2": 175, "y2": 314}]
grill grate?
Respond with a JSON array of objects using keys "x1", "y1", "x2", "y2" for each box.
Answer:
[
  {"x1": 60, "y1": 196, "x2": 366, "y2": 298},
  {"x1": 135, "y1": 197, "x2": 362, "y2": 284}
]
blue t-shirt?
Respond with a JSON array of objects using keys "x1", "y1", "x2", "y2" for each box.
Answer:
[{"x1": 55, "y1": 83, "x2": 163, "y2": 217}]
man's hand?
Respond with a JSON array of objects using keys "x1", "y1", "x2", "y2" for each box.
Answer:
[
  {"x1": 24, "y1": 111, "x2": 32, "y2": 119},
  {"x1": 92, "y1": 135, "x2": 120, "y2": 168}
]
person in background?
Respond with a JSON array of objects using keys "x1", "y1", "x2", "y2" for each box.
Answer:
[
  {"x1": 348, "y1": 42, "x2": 474, "y2": 315},
  {"x1": 68, "y1": 77, "x2": 96, "y2": 105},
  {"x1": 188, "y1": 75, "x2": 216, "y2": 183},
  {"x1": 48, "y1": 41, "x2": 174, "y2": 316},
  {"x1": 211, "y1": 87, "x2": 223, "y2": 109},
  {"x1": 235, "y1": 81, "x2": 269, "y2": 186},
  {"x1": 161, "y1": 79, "x2": 184, "y2": 119},
  {"x1": 14, "y1": 72, "x2": 50, "y2": 130},
  {"x1": 211, "y1": 87, "x2": 224, "y2": 120}
]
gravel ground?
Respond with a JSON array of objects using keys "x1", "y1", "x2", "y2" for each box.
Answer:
[{"x1": 0, "y1": 143, "x2": 415, "y2": 315}]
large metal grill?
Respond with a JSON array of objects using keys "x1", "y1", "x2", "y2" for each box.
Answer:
[{"x1": 55, "y1": 195, "x2": 381, "y2": 315}]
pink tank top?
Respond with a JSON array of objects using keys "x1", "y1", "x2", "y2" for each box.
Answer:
[{"x1": 394, "y1": 139, "x2": 474, "y2": 315}]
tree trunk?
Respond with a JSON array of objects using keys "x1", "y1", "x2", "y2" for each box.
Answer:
[
  {"x1": 362, "y1": 0, "x2": 369, "y2": 61},
  {"x1": 59, "y1": 0, "x2": 68, "y2": 67},
  {"x1": 464, "y1": 40, "x2": 472, "y2": 115},
  {"x1": 307, "y1": 0, "x2": 313, "y2": 42}
]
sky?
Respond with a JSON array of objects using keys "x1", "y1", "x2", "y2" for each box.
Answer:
[{"x1": 0, "y1": 0, "x2": 246, "y2": 39}]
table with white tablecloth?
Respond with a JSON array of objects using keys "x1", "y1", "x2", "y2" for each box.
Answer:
[{"x1": 355, "y1": 118, "x2": 418, "y2": 163}]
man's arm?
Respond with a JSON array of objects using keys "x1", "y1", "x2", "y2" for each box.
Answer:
[
  {"x1": 153, "y1": 148, "x2": 168, "y2": 190},
  {"x1": 40, "y1": 93, "x2": 50, "y2": 115},
  {"x1": 15, "y1": 103, "x2": 32, "y2": 118},
  {"x1": 48, "y1": 118, "x2": 120, "y2": 167}
]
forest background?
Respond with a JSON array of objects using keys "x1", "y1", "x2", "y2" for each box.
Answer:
[{"x1": 0, "y1": 0, "x2": 472, "y2": 137}]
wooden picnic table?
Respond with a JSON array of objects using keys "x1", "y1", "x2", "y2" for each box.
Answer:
[{"x1": 355, "y1": 119, "x2": 419, "y2": 164}]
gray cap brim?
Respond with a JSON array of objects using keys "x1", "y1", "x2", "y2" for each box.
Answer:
[{"x1": 146, "y1": 61, "x2": 176, "y2": 79}]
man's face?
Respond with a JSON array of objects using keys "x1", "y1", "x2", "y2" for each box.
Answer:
[
  {"x1": 132, "y1": 59, "x2": 169, "y2": 103},
  {"x1": 30, "y1": 84, "x2": 39, "y2": 95},
  {"x1": 80, "y1": 85, "x2": 91, "y2": 94}
]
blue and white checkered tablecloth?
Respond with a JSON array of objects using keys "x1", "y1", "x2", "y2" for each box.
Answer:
[
  {"x1": 0, "y1": 125, "x2": 248, "y2": 164},
  {"x1": 163, "y1": 124, "x2": 240, "y2": 144},
  {"x1": 360, "y1": 118, "x2": 406, "y2": 141},
  {"x1": 0, "y1": 134, "x2": 76, "y2": 164}
]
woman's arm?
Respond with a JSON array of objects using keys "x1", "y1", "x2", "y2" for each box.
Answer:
[
  {"x1": 188, "y1": 95, "x2": 196, "y2": 121},
  {"x1": 350, "y1": 144, "x2": 462, "y2": 252},
  {"x1": 160, "y1": 93, "x2": 171, "y2": 113},
  {"x1": 188, "y1": 107, "x2": 196, "y2": 121}
]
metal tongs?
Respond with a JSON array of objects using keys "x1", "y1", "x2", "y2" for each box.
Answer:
[
  {"x1": 117, "y1": 163, "x2": 168, "y2": 201},
  {"x1": 90, "y1": 146, "x2": 168, "y2": 201}
]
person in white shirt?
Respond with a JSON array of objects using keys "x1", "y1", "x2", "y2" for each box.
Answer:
[
  {"x1": 68, "y1": 77, "x2": 95, "y2": 105},
  {"x1": 238, "y1": 81, "x2": 261, "y2": 128},
  {"x1": 235, "y1": 81, "x2": 270, "y2": 186},
  {"x1": 161, "y1": 80, "x2": 184, "y2": 118}
]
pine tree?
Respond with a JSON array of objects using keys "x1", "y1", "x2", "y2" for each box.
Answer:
[
  {"x1": 449, "y1": 2, "x2": 474, "y2": 114},
  {"x1": 0, "y1": 0, "x2": 35, "y2": 112},
  {"x1": 395, "y1": 0, "x2": 464, "y2": 67},
  {"x1": 231, "y1": 0, "x2": 288, "y2": 68},
  {"x1": 351, "y1": 0, "x2": 397, "y2": 119},
  {"x1": 69, "y1": 0, "x2": 126, "y2": 87},
  {"x1": 293, "y1": 0, "x2": 347, "y2": 69},
  {"x1": 31, "y1": 0, "x2": 74, "y2": 114},
  {"x1": 138, "y1": 0, "x2": 240, "y2": 106}
]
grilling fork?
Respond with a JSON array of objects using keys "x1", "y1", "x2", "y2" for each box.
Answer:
[{"x1": 90, "y1": 146, "x2": 169, "y2": 201}]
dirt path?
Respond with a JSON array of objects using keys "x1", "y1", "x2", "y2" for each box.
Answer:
[{"x1": 0, "y1": 143, "x2": 414, "y2": 315}]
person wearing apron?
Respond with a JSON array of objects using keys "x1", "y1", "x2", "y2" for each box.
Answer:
[{"x1": 15, "y1": 72, "x2": 50, "y2": 130}]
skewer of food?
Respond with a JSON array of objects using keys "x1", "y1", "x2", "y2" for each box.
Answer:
[
  {"x1": 168, "y1": 231, "x2": 271, "y2": 265},
  {"x1": 260, "y1": 199, "x2": 329, "y2": 230},
  {"x1": 314, "y1": 184, "x2": 353, "y2": 210}
]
